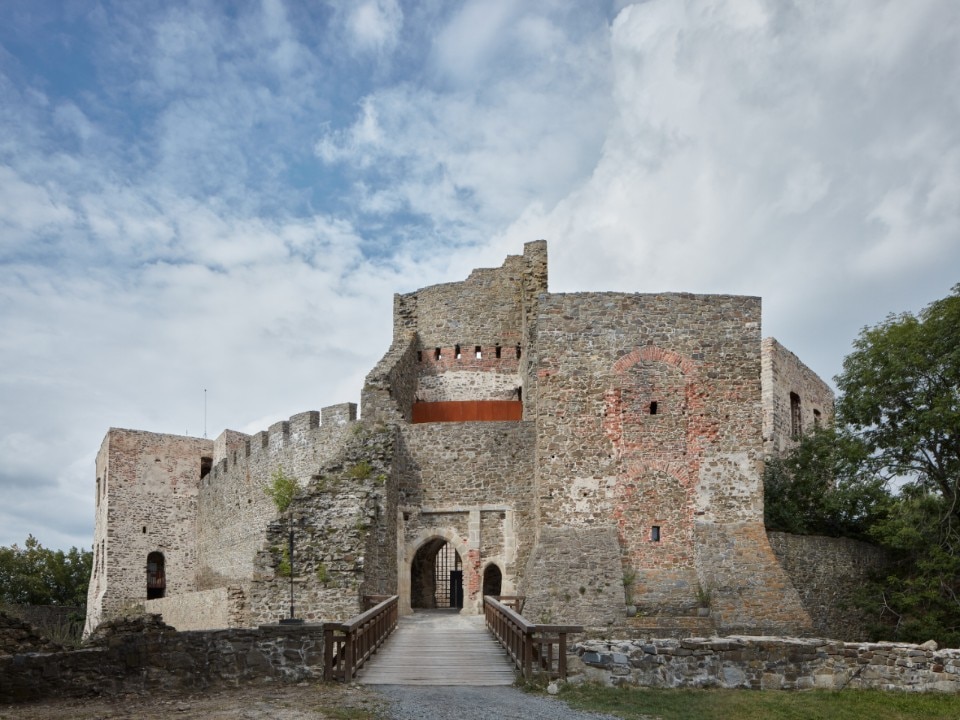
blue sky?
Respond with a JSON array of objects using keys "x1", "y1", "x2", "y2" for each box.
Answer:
[{"x1": 2, "y1": 0, "x2": 959, "y2": 551}]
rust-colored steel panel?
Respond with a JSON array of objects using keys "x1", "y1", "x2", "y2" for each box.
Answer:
[{"x1": 412, "y1": 400, "x2": 523, "y2": 423}]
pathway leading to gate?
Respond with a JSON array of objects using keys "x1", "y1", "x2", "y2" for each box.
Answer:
[{"x1": 357, "y1": 609, "x2": 516, "y2": 686}]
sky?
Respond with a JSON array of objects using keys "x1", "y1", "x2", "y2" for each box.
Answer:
[{"x1": 1, "y1": 0, "x2": 958, "y2": 552}]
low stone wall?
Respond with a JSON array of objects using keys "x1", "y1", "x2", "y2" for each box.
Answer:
[
  {"x1": 570, "y1": 636, "x2": 960, "y2": 692},
  {"x1": 143, "y1": 586, "x2": 247, "y2": 631},
  {"x1": 0, "y1": 623, "x2": 325, "y2": 704}
]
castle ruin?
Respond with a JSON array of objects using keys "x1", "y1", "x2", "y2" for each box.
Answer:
[{"x1": 84, "y1": 241, "x2": 835, "y2": 637}]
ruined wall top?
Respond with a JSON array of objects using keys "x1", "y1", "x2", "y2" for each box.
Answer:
[{"x1": 391, "y1": 240, "x2": 547, "y2": 348}]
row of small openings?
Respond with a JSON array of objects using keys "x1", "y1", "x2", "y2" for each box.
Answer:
[{"x1": 417, "y1": 344, "x2": 522, "y2": 362}]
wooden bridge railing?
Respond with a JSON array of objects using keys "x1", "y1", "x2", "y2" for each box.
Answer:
[
  {"x1": 483, "y1": 595, "x2": 582, "y2": 680},
  {"x1": 323, "y1": 595, "x2": 398, "y2": 682}
]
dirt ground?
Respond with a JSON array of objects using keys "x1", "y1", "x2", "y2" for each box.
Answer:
[{"x1": 0, "y1": 682, "x2": 388, "y2": 720}]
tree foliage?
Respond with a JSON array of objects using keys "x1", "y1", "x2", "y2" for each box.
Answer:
[
  {"x1": 264, "y1": 465, "x2": 297, "y2": 514},
  {"x1": 0, "y1": 535, "x2": 92, "y2": 607},
  {"x1": 764, "y1": 426, "x2": 890, "y2": 539},
  {"x1": 836, "y1": 284, "x2": 960, "y2": 513}
]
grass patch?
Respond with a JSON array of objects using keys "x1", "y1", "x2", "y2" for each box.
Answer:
[{"x1": 558, "y1": 684, "x2": 960, "y2": 720}]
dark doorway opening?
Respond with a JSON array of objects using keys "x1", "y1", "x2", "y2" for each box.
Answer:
[
  {"x1": 146, "y1": 552, "x2": 165, "y2": 599},
  {"x1": 482, "y1": 564, "x2": 502, "y2": 597},
  {"x1": 410, "y1": 539, "x2": 463, "y2": 609}
]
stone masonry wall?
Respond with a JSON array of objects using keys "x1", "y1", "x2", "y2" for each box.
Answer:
[
  {"x1": 395, "y1": 421, "x2": 535, "y2": 614},
  {"x1": 768, "y1": 531, "x2": 890, "y2": 641},
  {"x1": 1, "y1": 624, "x2": 325, "y2": 703},
  {"x1": 521, "y1": 526, "x2": 626, "y2": 628},
  {"x1": 195, "y1": 405, "x2": 356, "y2": 590},
  {"x1": 570, "y1": 636, "x2": 960, "y2": 693},
  {"x1": 762, "y1": 337, "x2": 835, "y2": 457},
  {"x1": 531, "y1": 292, "x2": 809, "y2": 633},
  {"x1": 247, "y1": 423, "x2": 397, "y2": 625},
  {"x1": 85, "y1": 430, "x2": 213, "y2": 636},
  {"x1": 143, "y1": 586, "x2": 248, "y2": 631}
]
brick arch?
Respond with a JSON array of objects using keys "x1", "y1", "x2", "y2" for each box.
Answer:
[{"x1": 612, "y1": 345, "x2": 700, "y2": 378}]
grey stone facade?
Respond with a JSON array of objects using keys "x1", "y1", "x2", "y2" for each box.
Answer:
[{"x1": 86, "y1": 241, "x2": 852, "y2": 641}]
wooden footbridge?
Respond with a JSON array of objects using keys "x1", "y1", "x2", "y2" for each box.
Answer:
[{"x1": 323, "y1": 596, "x2": 581, "y2": 686}]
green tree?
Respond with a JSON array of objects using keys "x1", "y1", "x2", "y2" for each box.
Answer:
[
  {"x1": 836, "y1": 284, "x2": 960, "y2": 511},
  {"x1": 764, "y1": 426, "x2": 890, "y2": 539},
  {"x1": 833, "y1": 285, "x2": 960, "y2": 644},
  {"x1": 0, "y1": 535, "x2": 93, "y2": 606}
]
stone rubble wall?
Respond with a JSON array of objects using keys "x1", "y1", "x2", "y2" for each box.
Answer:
[
  {"x1": 570, "y1": 636, "x2": 960, "y2": 693},
  {"x1": 143, "y1": 585, "x2": 248, "y2": 631},
  {"x1": 247, "y1": 423, "x2": 398, "y2": 625},
  {"x1": 767, "y1": 531, "x2": 890, "y2": 641},
  {"x1": 0, "y1": 624, "x2": 325, "y2": 704},
  {"x1": 761, "y1": 338, "x2": 835, "y2": 457}
]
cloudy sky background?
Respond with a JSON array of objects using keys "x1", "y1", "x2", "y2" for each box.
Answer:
[{"x1": 2, "y1": 0, "x2": 958, "y2": 551}]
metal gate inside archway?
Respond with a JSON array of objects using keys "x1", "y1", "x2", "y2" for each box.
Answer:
[{"x1": 410, "y1": 538, "x2": 463, "y2": 609}]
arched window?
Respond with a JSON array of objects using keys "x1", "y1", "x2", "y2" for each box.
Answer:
[
  {"x1": 146, "y1": 552, "x2": 166, "y2": 599},
  {"x1": 482, "y1": 564, "x2": 503, "y2": 597}
]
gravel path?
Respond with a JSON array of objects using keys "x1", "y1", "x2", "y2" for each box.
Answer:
[{"x1": 373, "y1": 685, "x2": 622, "y2": 720}]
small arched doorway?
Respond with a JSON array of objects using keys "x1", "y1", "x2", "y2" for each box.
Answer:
[
  {"x1": 482, "y1": 563, "x2": 502, "y2": 597},
  {"x1": 146, "y1": 552, "x2": 165, "y2": 599},
  {"x1": 410, "y1": 538, "x2": 463, "y2": 609}
]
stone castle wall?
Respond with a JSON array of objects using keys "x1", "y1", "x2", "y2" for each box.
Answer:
[
  {"x1": 768, "y1": 531, "x2": 890, "y2": 641},
  {"x1": 143, "y1": 586, "x2": 247, "y2": 631},
  {"x1": 247, "y1": 423, "x2": 398, "y2": 625},
  {"x1": 195, "y1": 404, "x2": 356, "y2": 589},
  {"x1": 529, "y1": 292, "x2": 808, "y2": 633},
  {"x1": 762, "y1": 338, "x2": 835, "y2": 456},
  {"x1": 395, "y1": 421, "x2": 536, "y2": 613},
  {"x1": 85, "y1": 430, "x2": 213, "y2": 636}
]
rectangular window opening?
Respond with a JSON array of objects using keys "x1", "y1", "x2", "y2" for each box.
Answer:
[
  {"x1": 515, "y1": 344, "x2": 522, "y2": 359},
  {"x1": 651, "y1": 526, "x2": 661, "y2": 542},
  {"x1": 495, "y1": 345, "x2": 502, "y2": 359},
  {"x1": 434, "y1": 347, "x2": 441, "y2": 361},
  {"x1": 649, "y1": 401, "x2": 658, "y2": 415},
  {"x1": 455, "y1": 344, "x2": 461, "y2": 360},
  {"x1": 417, "y1": 350, "x2": 423, "y2": 362},
  {"x1": 790, "y1": 392, "x2": 802, "y2": 438},
  {"x1": 475, "y1": 345, "x2": 482, "y2": 359}
]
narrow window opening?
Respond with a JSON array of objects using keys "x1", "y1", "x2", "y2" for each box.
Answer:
[
  {"x1": 517, "y1": 386, "x2": 523, "y2": 403},
  {"x1": 651, "y1": 526, "x2": 661, "y2": 542},
  {"x1": 96, "y1": 478, "x2": 101, "y2": 506},
  {"x1": 813, "y1": 409, "x2": 822, "y2": 428},
  {"x1": 495, "y1": 345, "x2": 502, "y2": 359},
  {"x1": 142, "y1": 526, "x2": 146, "y2": 534},
  {"x1": 475, "y1": 345, "x2": 482, "y2": 359},
  {"x1": 417, "y1": 350, "x2": 423, "y2": 362},
  {"x1": 434, "y1": 347, "x2": 441, "y2": 361},
  {"x1": 515, "y1": 344, "x2": 522, "y2": 359},
  {"x1": 790, "y1": 392, "x2": 802, "y2": 438},
  {"x1": 146, "y1": 552, "x2": 166, "y2": 599},
  {"x1": 455, "y1": 344, "x2": 461, "y2": 360},
  {"x1": 649, "y1": 401, "x2": 658, "y2": 415},
  {"x1": 200, "y1": 456, "x2": 213, "y2": 479}
]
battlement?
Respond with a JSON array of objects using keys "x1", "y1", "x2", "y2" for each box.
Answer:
[{"x1": 206, "y1": 403, "x2": 358, "y2": 481}]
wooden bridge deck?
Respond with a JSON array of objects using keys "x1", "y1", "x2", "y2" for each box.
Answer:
[{"x1": 356, "y1": 609, "x2": 516, "y2": 686}]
